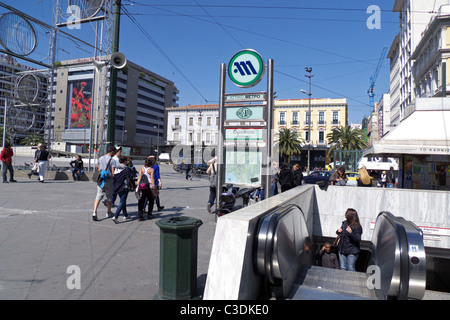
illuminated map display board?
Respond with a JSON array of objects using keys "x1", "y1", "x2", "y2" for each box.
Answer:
[{"x1": 225, "y1": 150, "x2": 262, "y2": 186}]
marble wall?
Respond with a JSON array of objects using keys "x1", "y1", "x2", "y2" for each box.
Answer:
[{"x1": 203, "y1": 185, "x2": 450, "y2": 300}]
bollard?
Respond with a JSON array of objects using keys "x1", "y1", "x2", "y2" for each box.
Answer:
[{"x1": 154, "y1": 216, "x2": 203, "y2": 300}]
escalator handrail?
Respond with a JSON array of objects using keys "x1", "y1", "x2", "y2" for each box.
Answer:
[
  {"x1": 254, "y1": 204, "x2": 307, "y2": 284},
  {"x1": 376, "y1": 211, "x2": 410, "y2": 300}
]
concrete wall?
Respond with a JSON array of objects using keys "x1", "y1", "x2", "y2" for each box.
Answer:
[{"x1": 204, "y1": 184, "x2": 450, "y2": 300}]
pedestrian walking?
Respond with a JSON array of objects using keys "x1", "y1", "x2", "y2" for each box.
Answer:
[
  {"x1": 92, "y1": 146, "x2": 116, "y2": 221},
  {"x1": 336, "y1": 208, "x2": 362, "y2": 271},
  {"x1": 206, "y1": 157, "x2": 217, "y2": 213},
  {"x1": 136, "y1": 157, "x2": 156, "y2": 221},
  {"x1": 70, "y1": 155, "x2": 84, "y2": 181},
  {"x1": 186, "y1": 161, "x2": 193, "y2": 180},
  {"x1": 111, "y1": 155, "x2": 135, "y2": 224},
  {"x1": 150, "y1": 155, "x2": 164, "y2": 212},
  {"x1": 36, "y1": 143, "x2": 51, "y2": 183},
  {"x1": 270, "y1": 161, "x2": 279, "y2": 196},
  {"x1": 1, "y1": 142, "x2": 16, "y2": 183}
]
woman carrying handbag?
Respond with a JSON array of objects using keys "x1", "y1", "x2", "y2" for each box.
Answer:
[{"x1": 335, "y1": 208, "x2": 363, "y2": 271}]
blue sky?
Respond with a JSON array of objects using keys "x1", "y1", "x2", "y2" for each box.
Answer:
[{"x1": 2, "y1": 0, "x2": 399, "y2": 124}]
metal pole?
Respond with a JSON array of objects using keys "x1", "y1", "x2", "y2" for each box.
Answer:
[
  {"x1": 216, "y1": 63, "x2": 226, "y2": 217},
  {"x1": 265, "y1": 59, "x2": 274, "y2": 198},
  {"x1": 2, "y1": 97, "x2": 6, "y2": 147},
  {"x1": 89, "y1": 21, "x2": 99, "y2": 171},
  {"x1": 305, "y1": 67, "x2": 313, "y2": 174},
  {"x1": 106, "y1": 0, "x2": 121, "y2": 149}
]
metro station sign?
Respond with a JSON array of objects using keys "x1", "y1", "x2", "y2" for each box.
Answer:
[{"x1": 228, "y1": 49, "x2": 265, "y2": 88}]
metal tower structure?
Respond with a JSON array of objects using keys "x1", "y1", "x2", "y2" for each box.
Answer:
[{"x1": 368, "y1": 46, "x2": 388, "y2": 111}]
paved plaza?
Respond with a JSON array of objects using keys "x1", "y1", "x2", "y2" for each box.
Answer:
[{"x1": 0, "y1": 163, "x2": 216, "y2": 300}]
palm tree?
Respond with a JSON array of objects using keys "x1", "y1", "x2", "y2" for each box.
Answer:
[
  {"x1": 275, "y1": 128, "x2": 303, "y2": 163},
  {"x1": 326, "y1": 126, "x2": 368, "y2": 161},
  {"x1": 20, "y1": 134, "x2": 45, "y2": 146}
]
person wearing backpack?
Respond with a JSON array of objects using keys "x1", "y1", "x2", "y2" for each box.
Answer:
[
  {"x1": 111, "y1": 156, "x2": 136, "y2": 224},
  {"x1": 136, "y1": 157, "x2": 156, "y2": 221},
  {"x1": 92, "y1": 146, "x2": 116, "y2": 221}
]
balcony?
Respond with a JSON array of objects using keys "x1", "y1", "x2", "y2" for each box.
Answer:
[
  {"x1": 171, "y1": 124, "x2": 181, "y2": 131},
  {"x1": 331, "y1": 120, "x2": 340, "y2": 126},
  {"x1": 317, "y1": 121, "x2": 327, "y2": 127}
]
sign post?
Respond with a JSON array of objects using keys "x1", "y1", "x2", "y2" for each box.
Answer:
[{"x1": 217, "y1": 49, "x2": 275, "y2": 205}]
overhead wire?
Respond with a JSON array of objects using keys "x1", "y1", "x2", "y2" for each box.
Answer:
[{"x1": 121, "y1": 5, "x2": 209, "y2": 103}]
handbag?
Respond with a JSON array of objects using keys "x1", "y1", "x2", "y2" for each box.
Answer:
[
  {"x1": 209, "y1": 164, "x2": 217, "y2": 188},
  {"x1": 31, "y1": 162, "x2": 39, "y2": 173},
  {"x1": 333, "y1": 234, "x2": 342, "y2": 246}
]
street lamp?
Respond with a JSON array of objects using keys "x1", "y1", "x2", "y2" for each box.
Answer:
[{"x1": 303, "y1": 67, "x2": 314, "y2": 174}]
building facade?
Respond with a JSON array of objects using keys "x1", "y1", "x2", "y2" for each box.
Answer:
[
  {"x1": 166, "y1": 104, "x2": 219, "y2": 146},
  {"x1": 52, "y1": 56, "x2": 178, "y2": 156},
  {"x1": 390, "y1": 0, "x2": 450, "y2": 124},
  {"x1": 410, "y1": 7, "x2": 450, "y2": 101},
  {"x1": 273, "y1": 98, "x2": 348, "y2": 168}
]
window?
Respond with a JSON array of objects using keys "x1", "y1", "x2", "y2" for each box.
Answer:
[
  {"x1": 280, "y1": 112, "x2": 285, "y2": 125},
  {"x1": 292, "y1": 112, "x2": 298, "y2": 125},
  {"x1": 198, "y1": 116, "x2": 202, "y2": 125},
  {"x1": 189, "y1": 117, "x2": 193, "y2": 126},
  {"x1": 305, "y1": 111, "x2": 310, "y2": 124},
  {"x1": 207, "y1": 116, "x2": 211, "y2": 126},
  {"x1": 206, "y1": 132, "x2": 211, "y2": 143},
  {"x1": 318, "y1": 112, "x2": 324, "y2": 125},
  {"x1": 332, "y1": 111, "x2": 339, "y2": 124},
  {"x1": 174, "y1": 117, "x2": 180, "y2": 126},
  {"x1": 216, "y1": 117, "x2": 219, "y2": 125},
  {"x1": 305, "y1": 131, "x2": 310, "y2": 142},
  {"x1": 319, "y1": 131, "x2": 324, "y2": 143}
]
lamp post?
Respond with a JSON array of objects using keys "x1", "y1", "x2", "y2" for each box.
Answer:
[{"x1": 304, "y1": 67, "x2": 314, "y2": 174}]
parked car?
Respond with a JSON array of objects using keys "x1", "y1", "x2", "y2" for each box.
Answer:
[{"x1": 303, "y1": 171, "x2": 333, "y2": 184}]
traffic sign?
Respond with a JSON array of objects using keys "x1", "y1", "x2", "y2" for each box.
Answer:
[{"x1": 228, "y1": 49, "x2": 265, "y2": 88}]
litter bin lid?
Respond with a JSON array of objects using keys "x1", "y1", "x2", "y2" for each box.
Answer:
[{"x1": 156, "y1": 216, "x2": 203, "y2": 231}]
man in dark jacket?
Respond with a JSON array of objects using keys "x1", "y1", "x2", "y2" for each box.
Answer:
[
  {"x1": 278, "y1": 163, "x2": 293, "y2": 192},
  {"x1": 1, "y1": 142, "x2": 16, "y2": 183},
  {"x1": 317, "y1": 242, "x2": 339, "y2": 269},
  {"x1": 291, "y1": 163, "x2": 303, "y2": 187}
]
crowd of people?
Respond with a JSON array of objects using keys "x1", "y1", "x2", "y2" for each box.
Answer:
[{"x1": 92, "y1": 146, "x2": 164, "y2": 223}]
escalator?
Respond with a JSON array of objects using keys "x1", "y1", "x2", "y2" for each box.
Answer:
[{"x1": 253, "y1": 206, "x2": 426, "y2": 300}]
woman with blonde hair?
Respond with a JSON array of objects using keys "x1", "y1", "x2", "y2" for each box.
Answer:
[{"x1": 357, "y1": 166, "x2": 372, "y2": 187}]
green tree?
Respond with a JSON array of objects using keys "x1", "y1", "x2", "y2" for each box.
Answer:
[
  {"x1": 326, "y1": 126, "x2": 368, "y2": 161},
  {"x1": 275, "y1": 128, "x2": 303, "y2": 163},
  {"x1": 20, "y1": 134, "x2": 45, "y2": 146}
]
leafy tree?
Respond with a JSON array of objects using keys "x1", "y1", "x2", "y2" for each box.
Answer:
[
  {"x1": 326, "y1": 126, "x2": 368, "y2": 161},
  {"x1": 275, "y1": 128, "x2": 303, "y2": 163},
  {"x1": 20, "y1": 134, "x2": 45, "y2": 146}
]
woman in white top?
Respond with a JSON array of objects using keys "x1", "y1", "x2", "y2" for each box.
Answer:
[{"x1": 136, "y1": 157, "x2": 155, "y2": 221}]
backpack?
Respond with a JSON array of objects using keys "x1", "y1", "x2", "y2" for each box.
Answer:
[{"x1": 138, "y1": 168, "x2": 151, "y2": 190}]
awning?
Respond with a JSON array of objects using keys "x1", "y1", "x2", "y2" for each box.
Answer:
[{"x1": 364, "y1": 100, "x2": 450, "y2": 157}]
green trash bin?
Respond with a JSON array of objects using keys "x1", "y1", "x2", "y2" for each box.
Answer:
[{"x1": 154, "y1": 216, "x2": 203, "y2": 300}]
